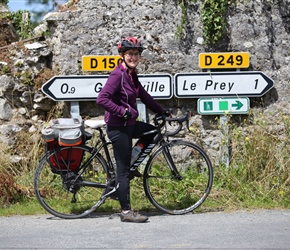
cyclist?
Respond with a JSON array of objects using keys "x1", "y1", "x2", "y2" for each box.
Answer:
[{"x1": 96, "y1": 37, "x2": 169, "y2": 223}]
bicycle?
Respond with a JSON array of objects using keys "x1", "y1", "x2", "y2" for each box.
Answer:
[{"x1": 34, "y1": 112, "x2": 213, "y2": 219}]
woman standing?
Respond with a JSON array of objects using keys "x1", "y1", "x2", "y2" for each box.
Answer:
[{"x1": 97, "y1": 37, "x2": 169, "y2": 223}]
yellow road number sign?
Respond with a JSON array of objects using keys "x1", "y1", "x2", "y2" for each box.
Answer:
[
  {"x1": 82, "y1": 55, "x2": 122, "y2": 71},
  {"x1": 199, "y1": 52, "x2": 250, "y2": 69}
]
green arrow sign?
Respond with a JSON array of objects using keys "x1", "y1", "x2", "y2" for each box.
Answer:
[
  {"x1": 232, "y1": 100, "x2": 243, "y2": 110},
  {"x1": 198, "y1": 98, "x2": 250, "y2": 115}
]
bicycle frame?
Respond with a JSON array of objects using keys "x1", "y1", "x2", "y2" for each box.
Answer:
[
  {"x1": 130, "y1": 115, "x2": 183, "y2": 179},
  {"x1": 56, "y1": 113, "x2": 188, "y2": 191}
]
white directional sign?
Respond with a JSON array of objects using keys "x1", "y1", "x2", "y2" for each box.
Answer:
[
  {"x1": 174, "y1": 71, "x2": 274, "y2": 98},
  {"x1": 198, "y1": 97, "x2": 250, "y2": 115},
  {"x1": 41, "y1": 74, "x2": 173, "y2": 101}
]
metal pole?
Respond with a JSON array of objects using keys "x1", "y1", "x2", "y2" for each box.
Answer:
[
  {"x1": 220, "y1": 115, "x2": 229, "y2": 167},
  {"x1": 70, "y1": 101, "x2": 81, "y2": 119}
]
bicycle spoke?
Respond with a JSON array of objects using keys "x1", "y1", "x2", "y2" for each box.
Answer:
[
  {"x1": 143, "y1": 140, "x2": 213, "y2": 215},
  {"x1": 34, "y1": 145, "x2": 109, "y2": 219}
]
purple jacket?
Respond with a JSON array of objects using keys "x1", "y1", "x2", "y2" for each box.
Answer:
[{"x1": 96, "y1": 64, "x2": 164, "y2": 126}]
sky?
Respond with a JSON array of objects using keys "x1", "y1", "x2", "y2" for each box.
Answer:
[
  {"x1": 8, "y1": 0, "x2": 67, "y2": 13},
  {"x1": 8, "y1": 0, "x2": 49, "y2": 12},
  {"x1": 8, "y1": 0, "x2": 67, "y2": 21}
]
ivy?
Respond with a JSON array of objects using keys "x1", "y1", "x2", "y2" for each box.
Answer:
[
  {"x1": 2, "y1": 0, "x2": 9, "y2": 6},
  {"x1": 12, "y1": 10, "x2": 34, "y2": 40},
  {"x1": 175, "y1": 0, "x2": 188, "y2": 39},
  {"x1": 175, "y1": 0, "x2": 234, "y2": 45},
  {"x1": 201, "y1": 0, "x2": 230, "y2": 45}
]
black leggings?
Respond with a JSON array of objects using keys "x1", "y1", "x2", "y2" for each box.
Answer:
[{"x1": 107, "y1": 121, "x2": 156, "y2": 210}]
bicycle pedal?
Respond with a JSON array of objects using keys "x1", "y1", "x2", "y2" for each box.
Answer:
[{"x1": 109, "y1": 194, "x2": 119, "y2": 200}]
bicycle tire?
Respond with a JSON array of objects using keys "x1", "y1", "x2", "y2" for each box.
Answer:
[
  {"x1": 34, "y1": 145, "x2": 109, "y2": 219},
  {"x1": 143, "y1": 140, "x2": 213, "y2": 215}
]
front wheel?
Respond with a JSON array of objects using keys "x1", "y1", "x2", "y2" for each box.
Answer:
[
  {"x1": 34, "y1": 145, "x2": 109, "y2": 219},
  {"x1": 143, "y1": 140, "x2": 213, "y2": 215}
]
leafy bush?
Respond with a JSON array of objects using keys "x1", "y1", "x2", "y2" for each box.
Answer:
[
  {"x1": 201, "y1": 0, "x2": 229, "y2": 44},
  {"x1": 12, "y1": 10, "x2": 34, "y2": 40},
  {"x1": 0, "y1": 130, "x2": 44, "y2": 208},
  {"x1": 211, "y1": 110, "x2": 290, "y2": 209}
]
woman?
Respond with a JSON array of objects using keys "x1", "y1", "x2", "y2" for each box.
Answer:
[{"x1": 96, "y1": 37, "x2": 169, "y2": 223}]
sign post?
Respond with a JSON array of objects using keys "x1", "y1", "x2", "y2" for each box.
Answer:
[
  {"x1": 198, "y1": 97, "x2": 249, "y2": 167},
  {"x1": 174, "y1": 71, "x2": 274, "y2": 98},
  {"x1": 197, "y1": 52, "x2": 254, "y2": 167},
  {"x1": 220, "y1": 115, "x2": 229, "y2": 167},
  {"x1": 42, "y1": 74, "x2": 173, "y2": 101},
  {"x1": 42, "y1": 74, "x2": 173, "y2": 118}
]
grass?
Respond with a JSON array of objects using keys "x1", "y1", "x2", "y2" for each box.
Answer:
[{"x1": 0, "y1": 110, "x2": 289, "y2": 216}]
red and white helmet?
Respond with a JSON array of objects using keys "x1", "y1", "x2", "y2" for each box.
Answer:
[{"x1": 117, "y1": 37, "x2": 144, "y2": 53}]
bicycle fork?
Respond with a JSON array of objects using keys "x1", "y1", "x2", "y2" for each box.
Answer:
[{"x1": 161, "y1": 142, "x2": 182, "y2": 180}]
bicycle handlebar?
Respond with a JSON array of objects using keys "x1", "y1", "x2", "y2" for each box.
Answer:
[{"x1": 153, "y1": 111, "x2": 190, "y2": 137}]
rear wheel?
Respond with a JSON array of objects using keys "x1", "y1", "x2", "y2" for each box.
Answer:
[
  {"x1": 34, "y1": 145, "x2": 109, "y2": 219},
  {"x1": 143, "y1": 140, "x2": 213, "y2": 215}
]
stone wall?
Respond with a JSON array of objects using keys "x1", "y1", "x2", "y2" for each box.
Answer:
[{"x1": 0, "y1": 0, "x2": 289, "y2": 163}]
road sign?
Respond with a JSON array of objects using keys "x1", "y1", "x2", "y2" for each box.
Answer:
[
  {"x1": 82, "y1": 55, "x2": 122, "y2": 71},
  {"x1": 199, "y1": 52, "x2": 250, "y2": 69},
  {"x1": 198, "y1": 97, "x2": 250, "y2": 115},
  {"x1": 41, "y1": 74, "x2": 173, "y2": 101},
  {"x1": 174, "y1": 71, "x2": 274, "y2": 98}
]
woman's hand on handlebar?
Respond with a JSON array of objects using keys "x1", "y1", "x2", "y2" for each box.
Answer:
[{"x1": 163, "y1": 109, "x2": 172, "y2": 117}]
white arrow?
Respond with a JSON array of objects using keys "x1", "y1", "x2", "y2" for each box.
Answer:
[
  {"x1": 174, "y1": 71, "x2": 274, "y2": 98},
  {"x1": 41, "y1": 75, "x2": 107, "y2": 101},
  {"x1": 42, "y1": 74, "x2": 173, "y2": 101}
]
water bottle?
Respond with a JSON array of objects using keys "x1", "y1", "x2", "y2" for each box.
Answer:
[{"x1": 130, "y1": 142, "x2": 144, "y2": 166}]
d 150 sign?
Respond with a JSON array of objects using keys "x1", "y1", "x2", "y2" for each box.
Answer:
[
  {"x1": 199, "y1": 52, "x2": 250, "y2": 69},
  {"x1": 82, "y1": 55, "x2": 122, "y2": 71}
]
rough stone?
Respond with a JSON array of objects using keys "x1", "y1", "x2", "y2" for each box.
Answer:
[{"x1": 0, "y1": 0, "x2": 289, "y2": 162}]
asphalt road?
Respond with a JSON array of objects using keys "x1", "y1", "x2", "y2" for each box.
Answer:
[{"x1": 0, "y1": 209, "x2": 289, "y2": 249}]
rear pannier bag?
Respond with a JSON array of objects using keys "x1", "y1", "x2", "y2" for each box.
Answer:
[
  {"x1": 41, "y1": 118, "x2": 85, "y2": 172},
  {"x1": 58, "y1": 128, "x2": 82, "y2": 146}
]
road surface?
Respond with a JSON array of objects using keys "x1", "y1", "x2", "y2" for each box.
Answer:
[{"x1": 0, "y1": 209, "x2": 289, "y2": 249}]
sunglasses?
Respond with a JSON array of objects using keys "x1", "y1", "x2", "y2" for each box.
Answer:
[{"x1": 124, "y1": 52, "x2": 140, "y2": 57}]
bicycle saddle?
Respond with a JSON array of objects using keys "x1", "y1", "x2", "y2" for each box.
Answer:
[{"x1": 84, "y1": 120, "x2": 106, "y2": 129}]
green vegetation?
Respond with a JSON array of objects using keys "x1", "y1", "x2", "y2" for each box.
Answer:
[
  {"x1": 175, "y1": 0, "x2": 188, "y2": 38},
  {"x1": 0, "y1": 110, "x2": 289, "y2": 216},
  {"x1": 175, "y1": 0, "x2": 233, "y2": 44},
  {"x1": 0, "y1": 64, "x2": 11, "y2": 75},
  {"x1": 21, "y1": 70, "x2": 34, "y2": 85},
  {"x1": 12, "y1": 10, "x2": 34, "y2": 40},
  {"x1": 2, "y1": 0, "x2": 9, "y2": 6},
  {"x1": 0, "y1": 11, "x2": 34, "y2": 42},
  {"x1": 201, "y1": 0, "x2": 230, "y2": 45}
]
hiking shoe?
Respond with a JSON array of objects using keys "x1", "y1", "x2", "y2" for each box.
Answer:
[
  {"x1": 120, "y1": 210, "x2": 148, "y2": 223},
  {"x1": 129, "y1": 169, "x2": 142, "y2": 180}
]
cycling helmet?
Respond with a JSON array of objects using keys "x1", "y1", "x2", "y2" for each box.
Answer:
[{"x1": 117, "y1": 37, "x2": 144, "y2": 53}]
